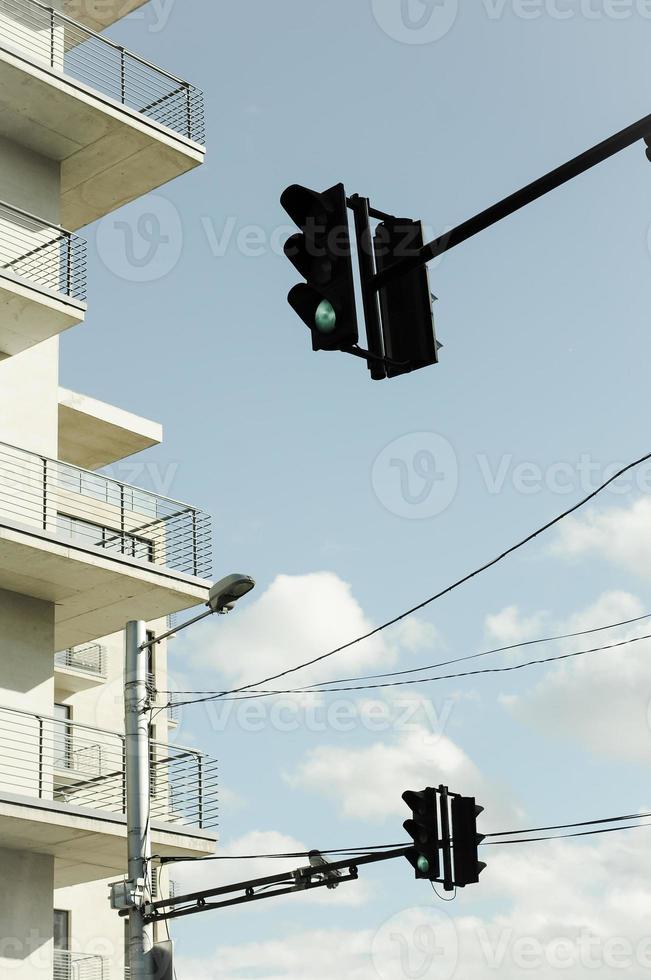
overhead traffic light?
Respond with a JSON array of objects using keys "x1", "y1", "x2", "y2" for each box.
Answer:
[
  {"x1": 402, "y1": 788, "x2": 440, "y2": 880},
  {"x1": 281, "y1": 183, "x2": 358, "y2": 352},
  {"x1": 374, "y1": 218, "x2": 439, "y2": 378},
  {"x1": 451, "y1": 796, "x2": 486, "y2": 887}
]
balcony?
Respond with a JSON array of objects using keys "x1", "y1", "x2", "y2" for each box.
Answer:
[
  {"x1": 0, "y1": 0, "x2": 206, "y2": 229},
  {"x1": 55, "y1": 642, "x2": 106, "y2": 691},
  {"x1": 58, "y1": 388, "x2": 162, "y2": 471},
  {"x1": 54, "y1": 950, "x2": 106, "y2": 980},
  {"x1": 0, "y1": 440, "x2": 212, "y2": 648},
  {"x1": 63, "y1": 0, "x2": 148, "y2": 33},
  {"x1": 0, "y1": 200, "x2": 86, "y2": 357},
  {"x1": 0, "y1": 703, "x2": 218, "y2": 885}
]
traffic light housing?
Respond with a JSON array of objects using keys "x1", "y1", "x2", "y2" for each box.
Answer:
[
  {"x1": 402, "y1": 787, "x2": 440, "y2": 880},
  {"x1": 374, "y1": 218, "x2": 439, "y2": 377},
  {"x1": 281, "y1": 183, "x2": 359, "y2": 352},
  {"x1": 451, "y1": 796, "x2": 486, "y2": 887}
]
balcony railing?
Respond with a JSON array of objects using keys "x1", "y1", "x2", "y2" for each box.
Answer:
[
  {"x1": 54, "y1": 950, "x2": 106, "y2": 980},
  {"x1": 55, "y1": 643, "x2": 106, "y2": 678},
  {"x1": 0, "y1": 440, "x2": 212, "y2": 579},
  {"x1": 0, "y1": 704, "x2": 219, "y2": 830},
  {"x1": 0, "y1": 0, "x2": 206, "y2": 144},
  {"x1": 0, "y1": 200, "x2": 86, "y2": 302}
]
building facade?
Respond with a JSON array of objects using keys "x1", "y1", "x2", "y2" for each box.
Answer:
[{"x1": 0, "y1": 2, "x2": 215, "y2": 976}]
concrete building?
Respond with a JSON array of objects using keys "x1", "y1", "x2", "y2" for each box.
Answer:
[{"x1": 0, "y1": 1, "x2": 215, "y2": 976}]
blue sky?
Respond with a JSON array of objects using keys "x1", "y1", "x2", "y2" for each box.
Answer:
[{"x1": 61, "y1": 1, "x2": 651, "y2": 976}]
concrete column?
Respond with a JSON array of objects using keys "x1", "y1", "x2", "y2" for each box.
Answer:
[{"x1": 0, "y1": 848, "x2": 54, "y2": 979}]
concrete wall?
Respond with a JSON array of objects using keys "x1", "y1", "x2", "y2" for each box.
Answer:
[
  {"x1": 0, "y1": 338, "x2": 60, "y2": 456},
  {"x1": 0, "y1": 847, "x2": 54, "y2": 979},
  {"x1": 54, "y1": 876, "x2": 126, "y2": 979},
  {"x1": 0, "y1": 136, "x2": 62, "y2": 450},
  {"x1": 0, "y1": 587, "x2": 54, "y2": 712},
  {"x1": 0, "y1": 135, "x2": 60, "y2": 222},
  {"x1": 55, "y1": 868, "x2": 173, "y2": 979},
  {"x1": 0, "y1": 589, "x2": 55, "y2": 800}
]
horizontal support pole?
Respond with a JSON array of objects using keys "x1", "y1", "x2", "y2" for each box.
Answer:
[
  {"x1": 145, "y1": 847, "x2": 413, "y2": 919},
  {"x1": 373, "y1": 110, "x2": 651, "y2": 289},
  {"x1": 146, "y1": 873, "x2": 359, "y2": 923}
]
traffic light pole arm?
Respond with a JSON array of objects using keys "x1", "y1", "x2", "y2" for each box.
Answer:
[
  {"x1": 141, "y1": 848, "x2": 413, "y2": 923},
  {"x1": 373, "y1": 110, "x2": 651, "y2": 289}
]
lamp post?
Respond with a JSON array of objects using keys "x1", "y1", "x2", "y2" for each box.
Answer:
[{"x1": 119, "y1": 574, "x2": 255, "y2": 980}]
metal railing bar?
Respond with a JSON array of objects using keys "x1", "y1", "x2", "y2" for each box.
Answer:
[
  {"x1": 4, "y1": 0, "x2": 194, "y2": 87},
  {"x1": 0, "y1": 440, "x2": 209, "y2": 513},
  {"x1": 0, "y1": 196, "x2": 69, "y2": 233}
]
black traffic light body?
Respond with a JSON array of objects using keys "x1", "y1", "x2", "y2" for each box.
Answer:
[
  {"x1": 402, "y1": 787, "x2": 440, "y2": 880},
  {"x1": 281, "y1": 183, "x2": 359, "y2": 352},
  {"x1": 373, "y1": 219, "x2": 439, "y2": 378},
  {"x1": 451, "y1": 796, "x2": 486, "y2": 887}
]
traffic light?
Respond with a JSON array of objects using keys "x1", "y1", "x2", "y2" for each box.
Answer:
[
  {"x1": 645, "y1": 134, "x2": 651, "y2": 163},
  {"x1": 402, "y1": 787, "x2": 440, "y2": 880},
  {"x1": 451, "y1": 796, "x2": 486, "y2": 887},
  {"x1": 281, "y1": 183, "x2": 359, "y2": 352},
  {"x1": 373, "y1": 218, "x2": 439, "y2": 377}
]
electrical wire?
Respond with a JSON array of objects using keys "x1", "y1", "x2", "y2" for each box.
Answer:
[
  {"x1": 431, "y1": 882, "x2": 457, "y2": 901},
  {"x1": 156, "y1": 843, "x2": 409, "y2": 864},
  {"x1": 169, "y1": 631, "x2": 651, "y2": 701},
  {"x1": 484, "y1": 809, "x2": 651, "y2": 838},
  {"x1": 165, "y1": 449, "x2": 651, "y2": 710},
  {"x1": 155, "y1": 810, "x2": 651, "y2": 864},
  {"x1": 486, "y1": 821, "x2": 651, "y2": 845},
  {"x1": 160, "y1": 611, "x2": 651, "y2": 696}
]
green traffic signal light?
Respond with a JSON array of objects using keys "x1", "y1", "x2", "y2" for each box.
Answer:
[
  {"x1": 281, "y1": 183, "x2": 358, "y2": 352},
  {"x1": 417, "y1": 855, "x2": 430, "y2": 875},
  {"x1": 315, "y1": 299, "x2": 337, "y2": 334}
]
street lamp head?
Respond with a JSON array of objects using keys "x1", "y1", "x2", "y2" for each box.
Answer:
[{"x1": 207, "y1": 574, "x2": 255, "y2": 614}]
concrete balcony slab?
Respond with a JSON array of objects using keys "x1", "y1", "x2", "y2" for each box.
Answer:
[
  {"x1": 0, "y1": 37, "x2": 205, "y2": 230},
  {"x1": 58, "y1": 388, "x2": 163, "y2": 471},
  {"x1": 63, "y1": 0, "x2": 149, "y2": 32},
  {"x1": 0, "y1": 272, "x2": 85, "y2": 356},
  {"x1": 0, "y1": 794, "x2": 216, "y2": 887},
  {"x1": 0, "y1": 523, "x2": 210, "y2": 648}
]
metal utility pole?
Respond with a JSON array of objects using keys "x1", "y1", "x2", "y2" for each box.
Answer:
[{"x1": 124, "y1": 620, "x2": 154, "y2": 980}]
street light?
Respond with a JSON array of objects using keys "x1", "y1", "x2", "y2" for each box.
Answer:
[
  {"x1": 207, "y1": 573, "x2": 256, "y2": 613},
  {"x1": 119, "y1": 572, "x2": 255, "y2": 980}
]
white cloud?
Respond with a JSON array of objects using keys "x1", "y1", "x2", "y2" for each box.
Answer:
[
  {"x1": 502, "y1": 591, "x2": 651, "y2": 761},
  {"x1": 181, "y1": 572, "x2": 441, "y2": 693},
  {"x1": 178, "y1": 827, "x2": 651, "y2": 979},
  {"x1": 484, "y1": 605, "x2": 548, "y2": 645},
  {"x1": 172, "y1": 830, "x2": 372, "y2": 908},
  {"x1": 552, "y1": 498, "x2": 651, "y2": 579},
  {"x1": 285, "y1": 724, "x2": 515, "y2": 828}
]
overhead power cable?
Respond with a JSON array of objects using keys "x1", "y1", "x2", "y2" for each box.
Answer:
[
  {"x1": 166, "y1": 450, "x2": 651, "y2": 710},
  {"x1": 487, "y1": 821, "x2": 651, "y2": 846},
  {"x1": 162, "y1": 611, "x2": 651, "y2": 696},
  {"x1": 485, "y1": 809, "x2": 651, "y2": 837},
  {"x1": 171, "y1": 631, "x2": 651, "y2": 702},
  {"x1": 157, "y1": 810, "x2": 651, "y2": 864}
]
